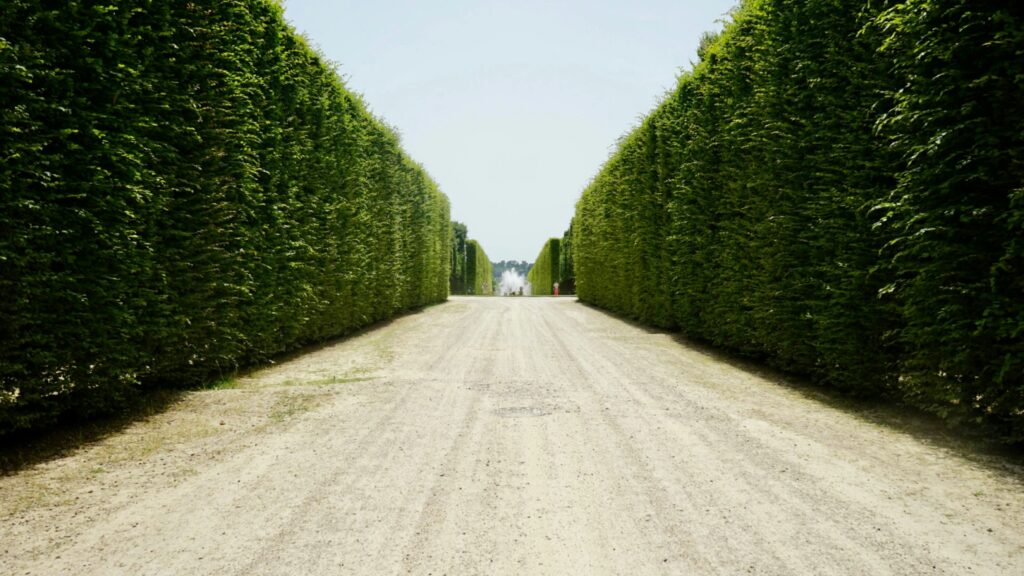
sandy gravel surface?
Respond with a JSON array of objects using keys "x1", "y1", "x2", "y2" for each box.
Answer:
[{"x1": 2, "y1": 296, "x2": 1023, "y2": 575}]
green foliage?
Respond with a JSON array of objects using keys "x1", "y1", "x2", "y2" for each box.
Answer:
[
  {"x1": 871, "y1": 0, "x2": 1024, "y2": 436},
  {"x1": 528, "y1": 238, "x2": 561, "y2": 296},
  {"x1": 448, "y1": 224, "x2": 492, "y2": 295},
  {"x1": 0, "y1": 0, "x2": 451, "y2": 435},
  {"x1": 571, "y1": 0, "x2": 1024, "y2": 440},
  {"x1": 463, "y1": 240, "x2": 493, "y2": 295},
  {"x1": 449, "y1": 221, "x2": 468, "y2": 294},
  {"x1": 559, "y1": 222, "x2": 576, "y2": 294}
]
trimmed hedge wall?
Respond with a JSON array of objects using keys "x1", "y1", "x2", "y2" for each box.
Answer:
[
  {"x1": 571, "y1": 0, "x2": 1024, "y2": 440},
  {"x1": 0, "y1": 0, "x2": 451, "y2": 434},
  {"x1": 449, "y1": 221, "x2": 469, "y2": 294},
  {"x1": 448, "y1": 224, "x2": 492, "y2": 295},
  {"x1": 528, "y1": 238, "x2": 561, "y2": 296},
  {"x1": 558, "y1": 222, "x2": 576, "y2": 295},
  {"x1": 463, "y1": 240, "x2": 493, "y2": 295}
]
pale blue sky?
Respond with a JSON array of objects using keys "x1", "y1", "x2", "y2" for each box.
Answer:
[{"x1": 282, "y1": 0, "x2": 737, "y2": 262}]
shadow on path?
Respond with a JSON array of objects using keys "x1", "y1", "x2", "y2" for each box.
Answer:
[
  {"x1": 0, "y1": 302, "x2": 441, "y2": 476},
  {"x1": 576, "y1": 300, "x2": 1024, "y2": 481}
]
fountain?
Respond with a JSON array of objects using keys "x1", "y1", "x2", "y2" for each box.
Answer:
[{"x1": 498, "y1": 268, "x2": 531, "y2": 296}]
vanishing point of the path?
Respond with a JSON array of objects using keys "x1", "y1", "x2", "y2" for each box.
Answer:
[{"x1": 2, "y1": 297, "x2": 1022, "y2": 575}]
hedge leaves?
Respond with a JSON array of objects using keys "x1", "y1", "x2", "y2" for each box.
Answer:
[
  {"x1": 528, "y1": 238, "x2": 561, "y2": 296},
  {"x1": 0, "y1": 0, "x2": 451, "y2": 434},
  {"x1": 570, "y1": 0, "x2": 1024, "y2": 440}
]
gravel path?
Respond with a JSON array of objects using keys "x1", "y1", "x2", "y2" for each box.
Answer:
[{"x1": 2, "y1": 296, "x2": 1022, "y2": 575}]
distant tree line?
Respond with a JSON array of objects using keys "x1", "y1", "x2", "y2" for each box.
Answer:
[
  {"x1": 0, "y1": 1, "x2": 451, "y2": 435},
  {"x1": 570, "y1": 0, "x2": 1024, "y2": 440}
]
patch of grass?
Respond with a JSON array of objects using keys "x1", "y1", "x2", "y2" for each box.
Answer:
[
  {"x1": 2, "y1": 477, "x2": 53, "y2": 515},
  {"x1": 204, "y1": 377, "x2": 241, "y2": 390},
  {"x1": 306, "y1": 376, "x2": 372, "y2": 387},
  {"x1": 269, "y1": 394, "x2": 322, "y2": 423},
  {"x1": 263, "y1": 374, "x2": 373, "y2": 389}
]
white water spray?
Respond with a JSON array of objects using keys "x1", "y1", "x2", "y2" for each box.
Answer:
[{"x1": 498, "y1": 268, "x2": 531, "y2": 296}]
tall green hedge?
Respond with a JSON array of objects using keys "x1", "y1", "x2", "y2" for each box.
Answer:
[
  {"x1": 571, "y1": 0, "x2": 1024, "y2": 439},
  {"x1": 872, "y1": 0, "x2": 1024, "y2": 432},
  {"x1": 449, "y1": 221, "x2": 468, "y2": 294},
  {"x1": 0, "y1": 0, "x2": 451, "y2": 434},
  {"x1": 558, "y1": 222, "x2": 576, "y2": 295},
  {"x1": 528, "y1": 238, "x2": 561, "y2": 296},
  {"x1": 463, "y1": 239, "x2": 493, "y2": 295},
  {"x1": 449, "y1": 227, "x2": 492, "y2": 295}
]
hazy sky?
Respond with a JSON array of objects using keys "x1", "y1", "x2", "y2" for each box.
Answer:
[{"x1": 282, "y1": 0, "x2": 737, "y2": 262}]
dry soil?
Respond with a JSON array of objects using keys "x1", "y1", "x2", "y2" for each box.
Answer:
[{"x1": 2, "y1": 296, "x2": 1022, "y2": 575}]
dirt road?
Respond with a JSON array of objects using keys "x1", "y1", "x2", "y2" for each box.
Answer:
[{"x1": 2, "y1": 297, "x2": 1022, "y2": 575}]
